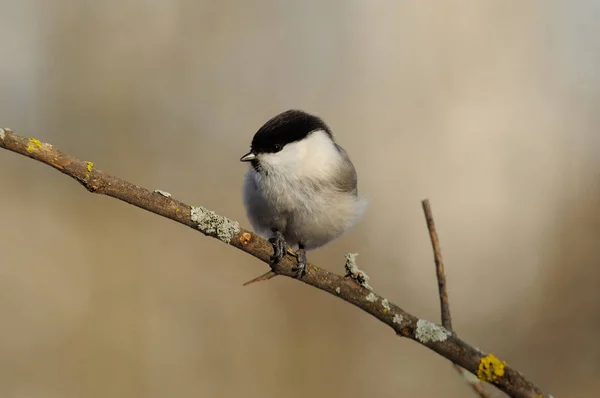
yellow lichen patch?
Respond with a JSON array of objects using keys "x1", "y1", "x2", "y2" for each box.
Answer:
[
  {"x1": 84, "y1": 161, "x2": 94, "y2": 180},
  {"x1": 477, "y1": 354, "x2": 506, "y2": 382},
  {"x1": 26, "y1": 138, "x2": 43, "y2": 152},
  {"x1": 175, "y1": 208, "x2": 180, "y2": 213},
  {"x1": 239, "y1": 232, "x2": 252, "y2": 245}
]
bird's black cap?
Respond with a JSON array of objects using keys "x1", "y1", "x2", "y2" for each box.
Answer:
[{"x1": 250, "y1": 110, "x2": 332, "y2": 154}]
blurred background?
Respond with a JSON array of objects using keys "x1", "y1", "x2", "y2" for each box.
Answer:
[{"x1": 0, "y1": 1, "x2": 598, "y2": 397}]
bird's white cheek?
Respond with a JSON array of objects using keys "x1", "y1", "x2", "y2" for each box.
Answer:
[
  {"x1": 259, "y1": 151, "x2": 300, "y2": 173},
  {"x1": 259, "y1": 153, "x2": 280, "y2": 166}
]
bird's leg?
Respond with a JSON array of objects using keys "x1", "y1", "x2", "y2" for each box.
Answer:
[
  {"x1": 268, "y1": 229, "x2": 287, "y2": 267},
  {"x1": 292, "y1": 243, "x2": 307, "y2": 278}
]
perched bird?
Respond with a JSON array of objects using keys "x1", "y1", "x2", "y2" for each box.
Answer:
[{"x1": 240, "y1": 110, "x2": 367, "y2": 277}]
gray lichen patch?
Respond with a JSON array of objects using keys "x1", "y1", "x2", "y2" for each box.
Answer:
[
  {"x1": 381, "y1": 299, "x2": 391, "y2": 311},
  {"x1": 415, "y1": 319, "x2": 451, "y2": 343},
  {"x1": 344, "y1": 253, "x2": 372, "y2": 290},
  {"x1": 154, "y1": 189, "x2": 172, "y2": 198},
  {"x1": 0, "y1": 128, "x2": 5, "y2": 140},
  {"x1": 392, "y1": 314, "x2": 403, "y2": 324},
  {"x1": 365, "y1": 292, "x2": 377, "y2": 302},
  {"x1": 335, "y1": 287, "x2": 341, "y2": 294},
  {"x1": 190, "y1": 206, "x2": 239, "y2": 243}
]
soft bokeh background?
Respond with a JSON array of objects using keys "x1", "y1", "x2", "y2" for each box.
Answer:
[{"x1": 1, "y1": 1, "x2": 599, "y2": 397}]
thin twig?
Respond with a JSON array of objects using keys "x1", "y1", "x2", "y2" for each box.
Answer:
[
  {"x1": 422, "y1": 199, "x2": 453, "y2": 329},
  {"x1": 0, "y1": 128, "x2": 550, "y2": 398},
  {"x1": 422, "y1": 199, "x2": 496, "y2": 398},
  {"x1": 243, "y1": 270, "x2": 277, "y2": 286},
  {"x1": 242, "y1": 248, "x2": 298, "y2": 285}
]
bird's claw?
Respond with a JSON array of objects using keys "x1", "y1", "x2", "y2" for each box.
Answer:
[
  {"x1": 269, "y1": 232, "x2": 307, "y2": 278},
  {"x1": 269, "y1": 230, "x2": 286, "y2": 266},
  {"x1": 292, "y1": 248, "x2": 307, "y2": 278}
]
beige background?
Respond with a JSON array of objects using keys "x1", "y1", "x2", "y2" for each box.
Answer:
[{"x1": 1, "y1": 1, "x2": 599, "y2": 397}]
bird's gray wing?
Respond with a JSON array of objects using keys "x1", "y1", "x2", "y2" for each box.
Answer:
[{"x1": 332, "y1": 144, "x2": 359, "y2": 195}]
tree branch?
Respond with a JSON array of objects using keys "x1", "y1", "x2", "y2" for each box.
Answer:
[
  {"x1": 423, "y1": 199, "x2": 497, "y2": 398},
  {"x1": 422, "y1": 200, "x2": 453, "y2": 329},
  {"x1": 0, "y1": 128, "x2": 551, "y2": 398}
]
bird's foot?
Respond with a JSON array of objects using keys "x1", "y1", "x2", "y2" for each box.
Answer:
[
  {"x1": 268, "y1": 230, "x2": 286, "y2": 267},
  {"x1": 292, "y1": 247, "x2": 307, "y2": 279}
]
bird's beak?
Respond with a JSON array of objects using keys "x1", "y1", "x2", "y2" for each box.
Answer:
[{"x1": 240, "y1": 151, "x2": 257, "y2": 162}]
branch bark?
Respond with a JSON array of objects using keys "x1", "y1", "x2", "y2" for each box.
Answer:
[{"x1": 0, "y1": 128, "x2": 550, "y2": 398}]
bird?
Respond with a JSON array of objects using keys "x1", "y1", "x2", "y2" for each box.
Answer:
[{"x1": 240, "y1": 109, "x2": 367, "y2": 278}]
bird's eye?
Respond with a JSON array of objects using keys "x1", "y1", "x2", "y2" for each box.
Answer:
[{"x1": 273, "y1": 144, "x2": 283, "y2": 152}]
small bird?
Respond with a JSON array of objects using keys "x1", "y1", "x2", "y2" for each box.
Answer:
[{"x1": 240, "y1": 110, "x2": 367, "y2": 277}]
